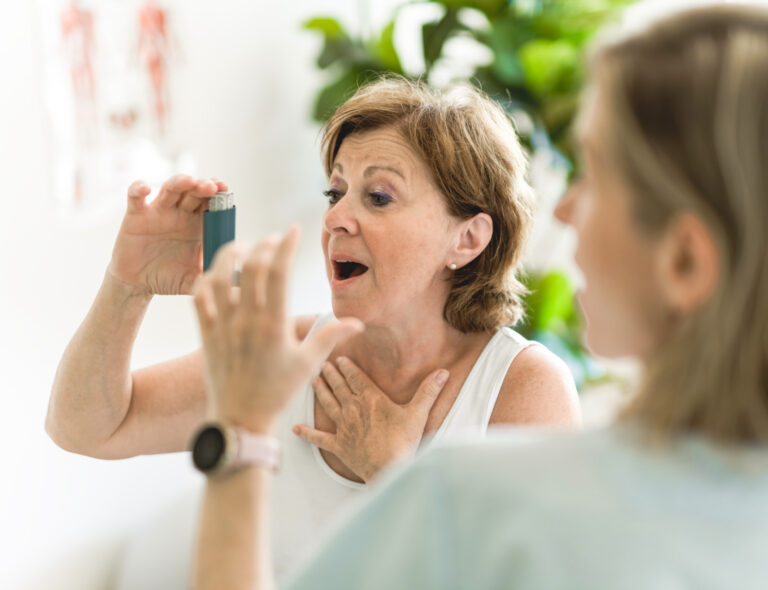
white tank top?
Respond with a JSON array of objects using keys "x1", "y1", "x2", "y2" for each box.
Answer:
[{"x1": 270, "y1": 314, "x2": 533, "y2": 580}]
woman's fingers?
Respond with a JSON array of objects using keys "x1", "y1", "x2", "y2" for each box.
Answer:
[
  {"x1": 321, "y1": 359, "x2": 356, "y2": 402},
  {"x1": 155, "y1": 174, "x2": 197, "y2": 208},
  {"x1": 186, "y1": 178, "x2": 227, "y2": 213},
  {"x1": 178, "y1": 193, "x2": 207, "y2": 213},
  {"x1": 211, "y1": 178, "x2": 228, "y2": 192},
  {"x1": 292, "y1": 424, "x2": 338, "y2": 454},
  {"x1": 336, "y1": 356, "x2": 381, "y2": 398},
  {"x1": 266, "y1": 226, "x2": 301, "y2": 322},
  {"x1": 312, "y1": 375, "x2": 341, "y2": 421},
  {"x1": 155, "y1": 175, "x2": 219, "y2": 209},
  {"x1": 209, "y1": 242, "x2": 242, "y2": 316},
  {"x1": 240, "y1": 237, "x2": 278, "y2": 309},
  {"x1": 192, "y1": 275, "x2": 217, "y2": 336},
  {"x1": 126, "y1": 180, "x2": 151, "y2": 213},
  {"x1": 407, "y1": 369, "x2": 449, "y2": 415}
]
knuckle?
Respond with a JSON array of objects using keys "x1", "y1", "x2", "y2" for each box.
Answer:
[{"x1": 348, "y1": 403, "x2": 363, "y2": 421}]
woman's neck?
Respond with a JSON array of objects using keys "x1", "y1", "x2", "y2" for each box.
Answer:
[{"x1": 333, "y1": 311, "x2": 491, "y2": 404}]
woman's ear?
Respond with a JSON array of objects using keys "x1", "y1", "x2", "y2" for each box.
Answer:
[
  {"x1": 449, "y1": 213, "x2": 493, "y2": 269},
  {"x1": 657, "y1": 213, "x2": 719, "y2": 313}
]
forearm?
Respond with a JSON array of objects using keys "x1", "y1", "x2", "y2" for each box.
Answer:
[
  {"x1": 46, "y1": 271, "x2": 153, "y2": 454},
  {"x1": 194, "y1": 467, "x2": 274, "y2": 590}
]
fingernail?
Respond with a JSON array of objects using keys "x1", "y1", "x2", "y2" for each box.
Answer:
[
  {"x1": 292, "y1": 425, "x2": 300, "y2": 435},
  {"x1": 436, "y1": 370, "x2": 449, "y2": 386},
  {"x1": 337, "y1": 356, "x2": 349, "y2": 365}
]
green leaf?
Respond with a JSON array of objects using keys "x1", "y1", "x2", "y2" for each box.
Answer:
[
  {"x1": 318, "y1": 37, "x2": 373, "y2": 70},
  {"x1": 373, "y1": 20, "x2": 403, "y2": 73},
  {"x1": 422, "y1": 9, "x2": 460, "y2": 71},
  {"x1": 312, "y1": 69, "x2": 373, "y2": 122},
  {"x1": 303, "y1": 17, "x2": 348, "y2": 40},
  {"x1": 485, "y1": 12, "x2": 536, "y2": 56},
  {"x1": 539, "y1": 92, "x2": 580, "y2": 137},
  {"x1": 437, "y1": 0, "x2": 509, "y2": 18},
  {"x1": 316, "y1": 38, "x2": 346, "y2": 69},
  {"x1": 491, "y1": 51, "x2": 525, "y2": 86},
  {"x1": 518, "y1": 38, "x2": 579, "y2": 97},
  {"x1": 523, "y1": 271, "x2": 575, "y2": 331}
]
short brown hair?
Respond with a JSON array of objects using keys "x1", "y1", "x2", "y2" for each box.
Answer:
[
  {"x1": 321, "y1": 77, "x2": 535, "y2": 332},
  {"x1": 590, "y1": 5, "x2": 768, "y2": 442}
]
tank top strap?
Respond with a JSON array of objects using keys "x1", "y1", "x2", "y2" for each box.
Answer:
[
  {"x1": 431, "y1": 327, "x2": 534, "y2": 442},
  {"x1": 303, "y1": 312, "x2": 337, "y2": 338}
]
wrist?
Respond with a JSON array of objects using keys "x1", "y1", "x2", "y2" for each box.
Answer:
[
  {"x1": 103, "y1": 268, "x2": 154, "y2": 302},
  {"x1": 213, "y1": 405, "x2": 281, "y2": 437},
  {"x1": 223, "y1": 416, "x2": 279, "y2": 437},
  {"x1": 191, "y1": 421, "x2": 281, "y2": 476}
]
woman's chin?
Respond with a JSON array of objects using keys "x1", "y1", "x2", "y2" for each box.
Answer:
[{"x1": 330, "y1": 299, "x2": 367, "y2": 322}]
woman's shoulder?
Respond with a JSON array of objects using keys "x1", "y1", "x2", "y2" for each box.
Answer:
[{"x1": 490, "y1": 339, "x2": 582, "y2": 427}]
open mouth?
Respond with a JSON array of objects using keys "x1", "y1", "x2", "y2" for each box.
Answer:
[{"x1": 333, "y1": 259, "x2": 369, "y2": 281}]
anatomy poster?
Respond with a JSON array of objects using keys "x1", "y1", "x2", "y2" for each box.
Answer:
[{"x1": 40, "y1": 0, "x2": 190, "y2": 218}]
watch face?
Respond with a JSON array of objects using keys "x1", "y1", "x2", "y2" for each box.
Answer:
[{"x1": 193, "y1": 426, "x2": 226, "y2": 471}]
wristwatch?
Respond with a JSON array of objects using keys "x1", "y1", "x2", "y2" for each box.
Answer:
[{"x1": 190, "y1": 421, "x2": 281, "y2": 475}]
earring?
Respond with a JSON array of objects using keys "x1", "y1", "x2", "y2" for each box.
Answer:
[{"x1": 449, "y1": 263, "x2": 457, "y2": 270}]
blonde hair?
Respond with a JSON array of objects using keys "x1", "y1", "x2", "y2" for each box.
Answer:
[
  {"x1": 591, "y1": 5, "x2": 768, "y2": 443},
  {"x1": 321, "y1": 77, "x2": 535, "y2": 332}
]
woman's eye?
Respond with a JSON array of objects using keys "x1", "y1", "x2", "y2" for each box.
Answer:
[
  {"x1": 369, "y1": 192, "x2": 392, "y2": 207},
  {"x1": 323, "y1": 189, "x2": 342, "y2": 205}
]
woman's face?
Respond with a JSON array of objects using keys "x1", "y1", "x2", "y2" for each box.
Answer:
[
  {"x1": 321, "y1": 126, "x2": 458, "y2": 327},
  {"x1": 555, "y1": 88, "x2": 671, "y2": 359}
]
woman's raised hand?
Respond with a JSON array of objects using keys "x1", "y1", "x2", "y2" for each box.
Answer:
[
  {"x1": 109, "y1": 175, "x2": 225, "y2": 295},
  {"x1": 192, "y1": 227, "x2": 364, "y2": 435},
  {"x1": 293, "y1": 359, "x2": 449, "y2": 483}
]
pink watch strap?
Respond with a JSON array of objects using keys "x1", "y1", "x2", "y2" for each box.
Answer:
[{"x1": 231, "y1": 427, "x2": 281, "y2": 472}]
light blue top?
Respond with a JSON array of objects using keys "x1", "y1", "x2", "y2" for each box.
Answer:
[{"x1": 285, "y1": 425, "x2": 768, "y2": 589}]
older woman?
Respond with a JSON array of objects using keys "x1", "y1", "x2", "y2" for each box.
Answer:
[
  {"x1": 46, "y1": 79, "x2": 579, "y2": 579},
  {"x1": 191, "y1": 4, "x2": 768, "y2": 589}
]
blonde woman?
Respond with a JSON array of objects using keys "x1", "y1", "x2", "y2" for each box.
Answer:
[{"x1": 191, "y1": 4, "x2": 768, "y2": 589}]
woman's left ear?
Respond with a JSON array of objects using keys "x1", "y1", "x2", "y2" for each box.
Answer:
[
  {"x1": 657, "y1": 212, "x2": 719, "y2": 313},
  {"x1": 449, "y1": 213, "x2": 493, "y2": 269}
]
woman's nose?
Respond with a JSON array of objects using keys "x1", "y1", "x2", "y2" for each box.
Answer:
[
  {"x1": 322, "y1": 194, "x2": 358, "y2": 235},
  {"x1": 554, "y1": 182, "x2": 579, "y2": 226}
]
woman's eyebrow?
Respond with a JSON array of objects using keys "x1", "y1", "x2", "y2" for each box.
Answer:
[{"x1": 363, "y1": 165, "x2": 405, "y2": 180}]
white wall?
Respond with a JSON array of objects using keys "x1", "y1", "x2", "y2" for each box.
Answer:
[{"x1": 0, "y1": 1, "x2": 400, "y2": 588}]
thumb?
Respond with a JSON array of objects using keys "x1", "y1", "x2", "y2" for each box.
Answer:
[
  {"x1": 408, "y1": 369, "x2": 449, "y2": 414},
  {"x1": 300, "y1": 317, "x2": 364, "y2": 367},
  {"x1": 127, "y1": 180, "x2": 151, "y2": 213}
]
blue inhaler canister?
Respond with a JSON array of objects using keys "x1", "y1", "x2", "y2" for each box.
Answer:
[{"x1": 203, "y1": 191, "x2": 236, "y2": 271}]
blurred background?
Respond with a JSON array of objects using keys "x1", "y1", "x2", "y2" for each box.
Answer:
[{"x1": 0, "y1": 0, "x2": 720, "y2": 588}]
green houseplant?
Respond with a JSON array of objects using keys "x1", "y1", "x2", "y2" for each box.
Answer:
[{"x1": 303, "y1": 0, "x2": 633, "y2": 387}]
